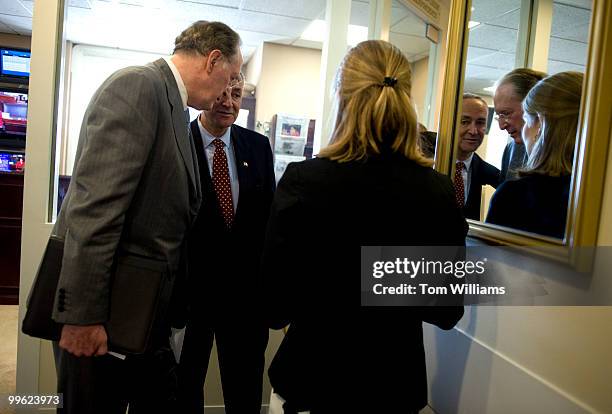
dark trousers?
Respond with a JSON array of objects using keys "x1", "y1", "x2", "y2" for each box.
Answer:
[
  {"x1": 177, "y1": 316, "x2": 269, "y2": 414},
  {"x1": 53, "y1": 339, "x2": 177, "y2": 414}
]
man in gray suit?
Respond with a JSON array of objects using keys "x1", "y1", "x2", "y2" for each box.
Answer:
[{"x1": 50, "y1": 21, "x2": 242, "y2": 413}]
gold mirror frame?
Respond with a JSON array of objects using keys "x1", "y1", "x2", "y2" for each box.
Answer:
[{"x1": 435, "y1": 0, "x2": 612, "y2": 267}]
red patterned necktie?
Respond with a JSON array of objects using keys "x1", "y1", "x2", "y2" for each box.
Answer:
[
  {"x1": 454, "y1": 161, "x2": 465, "y2": 207},
  {"x1": 212, "y1": 138, "x2": 234, "y2": 227}
]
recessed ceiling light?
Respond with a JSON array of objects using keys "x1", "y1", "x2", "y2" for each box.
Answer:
[
  {"x1": 301, "y1": 19, "x2": 368, "y2": 46},
  {"x1": 468, "y1": 21, "x2": 481, "y2": 29},
  {"x1": 484, "y1": 85, "x2": 496, "y2": 92}
]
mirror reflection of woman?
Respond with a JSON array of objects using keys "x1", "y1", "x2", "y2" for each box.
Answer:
[{"x1": 486, "y1": 71, "x2": 584, "y2": 238}]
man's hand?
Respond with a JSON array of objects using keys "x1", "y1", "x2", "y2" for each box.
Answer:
[{"x1": 59, "y1": 324, "x2": 108, "y2": 357}]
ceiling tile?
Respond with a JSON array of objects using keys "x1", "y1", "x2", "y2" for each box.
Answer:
[
  {"x1": 389, "y1": 32, "x2": 430, "y2": 61},
  {"x1": 243, "y1": 0, "x2": 324, "y2": 20},
  {"x1": 547, "y1": 59, "x2": 585, "y2": 75},
  {"x1": 484, "y1": 8, "x2": 520, "y2": 30},
  {"x1": 468, "y1": 23, "x2": 518, "y2": 54},
  {"x1": 177, "y1": 0, "x2": 242, "y2": 8},
  {"x1": 20, "y1": 0, "x2": 34, "y2": 15},
  {"x1": 470, "y1": 0, "x2": 521, "y2": 24},
  {"x1": 69, "y1": 0, "x2": 93, "y2": 8},
  {"x1": 548, "y1": 37, "x2": 588, "y2": 65},
  {"x1": 0, "y1": 19, "x2": 18, "y2": 34},
  {"x1": 0, "y1": 15, "x2": 32, "y2": 32},
  {"x1": 0, "y1": 0, "x2": 32, "y2": 17},
  {"x1": 350, "y1": 0, "x2": 369, "y2": 26},
  {"x1": 391, "y1": 11, "x2": 426, "y2": 36},
  {"x1": 468, "y1": 51, "x2": 515, "y2": 71},
  {"x1": 550, "y1": 3, "x2": 591, "y2": 43}
]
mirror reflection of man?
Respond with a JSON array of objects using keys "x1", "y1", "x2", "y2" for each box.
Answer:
[
  {"x1": 178, "y1": 75, "x2": 275, "y2": 413},
  {"x1": 454, "y1": 93, "x2": 500, "y2": 220},
  {"x1": 494, "y1": 68, "x2": 546, "y2": 181}
]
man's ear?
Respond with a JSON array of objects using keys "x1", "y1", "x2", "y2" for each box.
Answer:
[{"x1": 205, "y1": 49, "x2": 223, "y2": 74}]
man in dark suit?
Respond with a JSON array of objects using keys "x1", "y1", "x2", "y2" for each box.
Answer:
[
  {"x1": 177, "y1": 75, "x2": 275, "y2": 413},
  {"x1": 48, "y1": 21, "x2": 243, "y2": 414},
  {"x1": 493, "y1": 68, "x2": 546, "y2": 181},
  {"x1": 454, "y1": 93, "x2": 500, "y2": 220}
]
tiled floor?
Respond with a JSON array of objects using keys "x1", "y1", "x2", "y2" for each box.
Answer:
[{"x1": 0, "y1": 305, "x2": 18, "y2": 414}]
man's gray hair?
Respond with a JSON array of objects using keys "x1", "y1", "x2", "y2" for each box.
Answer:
[
  {"x1": 463, "y1": 92, "x2": 488, "y2": 107},
  {"x1": 174, "y1": 21, "x2": 241, "y2": 62}
]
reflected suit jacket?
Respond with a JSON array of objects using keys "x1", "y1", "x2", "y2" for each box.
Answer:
[
  {"x1": 51, "y1": 59, "x2": 202, "y2": 326},
  {"x1": 464, "y1": 153, "x2": 500, "y2": 220}
]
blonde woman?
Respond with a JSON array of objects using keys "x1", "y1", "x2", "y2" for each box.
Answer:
[
  {"x1": 486, "y1": 71, "x2": 583, "y2": 238},
  {"x1": 262, "y1": 40, "x2": 466, "y2": 413}
]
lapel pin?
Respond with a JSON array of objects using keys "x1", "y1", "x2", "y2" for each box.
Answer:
[{"x1": 243, "y1": 161, "x2": 249, "y2": 168}]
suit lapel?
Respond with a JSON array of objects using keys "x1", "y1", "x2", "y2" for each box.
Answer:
[
  {"x1": 230, "y1": 126, "x2": 250, "y2": 219},
  {"x1": 153, "y1": 59, "x2": 198, "y2": 197}
]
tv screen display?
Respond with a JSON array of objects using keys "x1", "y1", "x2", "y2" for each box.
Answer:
[
  {"x1": 0, "y1": 48, "x2": 31, "y2": 79},
  {"x1": 0, "y1": 89, "x2": 28, "y2": 147},
  {"x1": 0, "y1": 151, "x2": 25, "y2": 173}
]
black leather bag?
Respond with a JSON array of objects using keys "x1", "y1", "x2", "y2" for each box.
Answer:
[{"x1": 22, "y1": 235, "x2": 174, "y2": 355}]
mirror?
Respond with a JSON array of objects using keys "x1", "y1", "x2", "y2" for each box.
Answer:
[{"x1": 455, "y1": 0, "x2": 592, "y2": 241}]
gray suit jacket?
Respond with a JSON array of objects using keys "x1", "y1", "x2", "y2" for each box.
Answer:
[{"x1": 51, "y1": 59, "x2": 202, "y2": 325}]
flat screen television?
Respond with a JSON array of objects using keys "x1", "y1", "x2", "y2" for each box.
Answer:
[
  {"x1": 0, "y1": 151, "x2": 25, "y2": 173},
  {"x1": 0, "y1": 48, "x2": 31, "y2": 81},
  {"x1": 0, "y1": 87, "x2": 28, "y2": 149}
]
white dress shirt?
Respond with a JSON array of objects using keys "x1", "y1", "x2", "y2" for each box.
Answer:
[
  {"x1": 458, "y1": 153, "x2": 474, "y2": 202},
  {"x1": 197, "y1": 119, "x2": 239, "y2": 212},
  {"x1": 163, "y1": 56, "x2": 188, "y2": 110}
]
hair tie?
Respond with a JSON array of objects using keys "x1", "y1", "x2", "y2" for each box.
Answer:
[{"x1": 382, "y1": 76, "x2": 398, "y2": 87}]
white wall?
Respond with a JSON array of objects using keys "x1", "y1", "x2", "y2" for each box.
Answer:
[
  {"x1": 64, "y1": 45, "x2": 163, "y2": 174},
  {"x1": 424, "y1": 135, "x2": 612, "y2": 414},
  {"x1": 246, "y1": 43, "x2": 322, "y2": 127}
]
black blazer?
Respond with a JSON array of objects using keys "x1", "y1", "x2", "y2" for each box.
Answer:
[
  {"x1": 186, "y1": 121, "x2": 275, "y2": 313},
  {"x1": 464, "y1": 153, "x2": 500, "y2": 220},
  {"x1": 262, "y1": 153, "x2": 467, "y2": 412},
  {"x1": 486, "y1": 174, "x2": 571, "y2": 239}
]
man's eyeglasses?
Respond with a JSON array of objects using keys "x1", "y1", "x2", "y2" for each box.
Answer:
[{"x1": 494, "y1": 111, "x2": 514, "y2": 123}]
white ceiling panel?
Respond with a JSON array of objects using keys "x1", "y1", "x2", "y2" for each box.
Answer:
[
  {"x1": 236, "y1": 11, "x2": 311, "y2": 37},
  {"x1": 551, "y1": 3, "x2": 591, "y2": 43},
  {"x1": 0, "y1": 15, "x2": 32, "y2": 33},
  {"x1": 389, "y1": 32, "x2": 430, "y2": 61},
  {"x1": 243, "y1": 0, "x2": 324, "y2": 20},
  {"x1": 547, "y1": 59, "x2": 585, "y2": 74},
  {"x1": 391, "y1": 10, "x2": 426, "y2": 37},
  {"x1": 548, "y1": 37, "x2": 588, "y2": 64},
  {"x1": 484, "y1": 8, "x2": 520, "y2": 30},
  {"x1": 556, "y1": 0, "x2": 592, "y2": 10},
  {"x1": 468, "y1": 24, "x2": 518, "y2": 54},
  {"x1": 390, "y1": 2, "x2": 412, "y2": 27},
  {"x1": 0, "y1": 0, "x2": 32, "y2": 17},
  {"x1": 350, "y1": 0, "x2": 370, "y2": 26},
  {"x1": 20, "y1": 0, "x2": 34, "y2": 14},
  {"x1": 176, "y1": 0, "x2": 242, "y2": 8},
  {"x1": 0, "y1": 19, "x2": 17, "y2": 35},
  {"x1": 68, "y1": 0, "x2": 93, "y2": 9},
  {"x1": 466, "y1": 46, "x2": 497, "y2": 62},
  {"x1": 469, "y1": 51, "x2": 515, "y2": 71},
  {"x1": 470, "y1": 0, "x2": 521, "y2": 24}
]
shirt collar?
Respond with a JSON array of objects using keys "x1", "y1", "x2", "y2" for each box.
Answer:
[
  {"x1": 163, "y1": 56, "x2": 188, "y2": 110},
  {"x1": 458, "y1": 153, "x2": 474, "y2": 171},
  {"x1": 198, "y1": 117, "x2": 232, "y2": 148}
]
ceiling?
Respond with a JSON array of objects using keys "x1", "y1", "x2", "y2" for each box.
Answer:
[
  {"x1": 466, "y1": 0, "x2": 592, "y2": 94},
  {"x1": 0, "y1": 0, "x2": 591, "y2": 96},
  {"x1": 0, "y1": 0, "x2": 431, "y2": 63}
]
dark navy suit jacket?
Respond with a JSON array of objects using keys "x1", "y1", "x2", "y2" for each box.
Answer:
[
  {"x1": 464, "y1": 153, "x2": 500, "y2": 220},
  {"x1": 186, "y1": 120, "x2": 275, "y2": 314}
]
